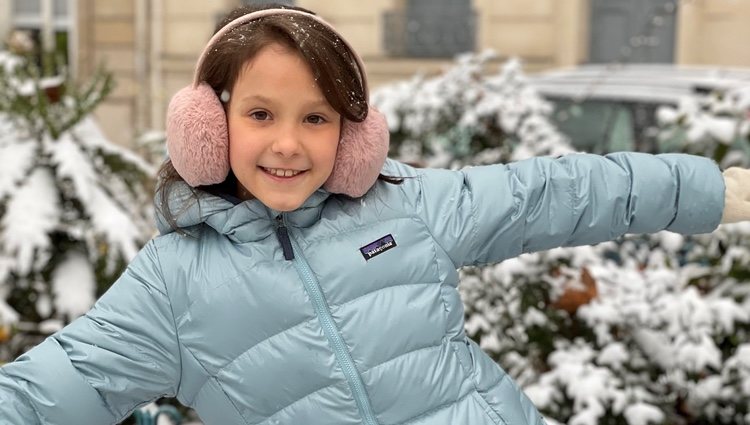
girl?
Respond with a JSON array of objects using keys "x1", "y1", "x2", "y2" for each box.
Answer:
[{"x1": 1, "y1": 3, "x2": 749, "y2": 425}]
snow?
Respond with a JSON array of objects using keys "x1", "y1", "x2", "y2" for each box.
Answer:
[
  {"x1": 523, "y1": 307, "x2": 548, "y2": 327},
  {"x1": 597, "y1": 342, "x2": 629, "y2": 370},
  {"x1": 623, "y1": 403, "x2": 665, "y2": 425},
  {"x1": 0, "y1": 124, "x2": 36, "y2": 199},
  {"x1": 14, "y1": 75, "x2": 65, "y2": 97},
  {"x1": 674, "y1": 333, "x2": 722, "y2": 373},
  {"x1": 73, "y1": 117, "x2": 156, "y2": 176},
  {"x1": 0, "y1": 297, "x2": 20, "y2": 325},
  {"x1": 48, "y1": 132, "x2": 143, "y2": 262},
  {"x1": 371, "y1": 51, "x2": 573, "y2": 168},
  {"x1": 47, "y1": 132, "x2": 99, "y2": 204},
  {"x1": 656, "y1": 230, "x2": 683, "y2": 252},
  {"x1": 528, "y1": 63, "x2": 750, "y2": 105},
  {"x1": 0, "y1": 50, "x2": 153, "y2": 346},
  {"x1": 1, "y1": 167, "x2": 60, "y2": 276},
  {"x1": 88, "y1": 187, "x2": 143, "y2": 262},
  {"x1": 52, "y1": 252, "x2": 96, "y2": 319},
  {"x1": 709, "y1": 297, "x2": 749, "y2": 334},
  {"x1": 37, "y1": 318, "x2": 63, "y2": 334}
]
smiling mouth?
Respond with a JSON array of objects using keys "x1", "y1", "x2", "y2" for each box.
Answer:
[{"x1": 260, "y1": 166, "x2": 305, "y2": 178}]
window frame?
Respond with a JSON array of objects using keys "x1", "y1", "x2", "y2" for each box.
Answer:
[{"x1": 8, "y1": 0, "x2": 76, "y2": 75}]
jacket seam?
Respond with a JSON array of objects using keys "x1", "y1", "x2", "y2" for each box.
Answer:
[
  {"x1": 257, "y1": 380, "x2": 339, "y2": 425},
  {"x1": 669, "y1": 161, "x2": 681, "y2": 228},
  {"x1": 395, "y1": 387, "x2": 474, "y2": 425},
  {"x1": 363, "y1": 342, "x2": 443, "y2": 374},
  {"x1": 470, "y1": 391, "x2": 505, "y2": 425},
  {"x1": 179, "y1": 256, "x2": 277, "y2": 316},
  {"x1": 183, "y1": 347, "x2": 250, "y2": 424},
  {"x1": 0, "y1": 369, "x2": 45, "y2": 425},
  {"x1": 214, "y1": 317, "x2": 316, "y2": 376},
  {"x1": 562, "y1": 159, "x2": 582, "y2": 245},
  {"x1": 449, "y1": 340, "x2": 510, "y2": 425},
  {"x1": 300, "y1": 216, "x2": 411, "y2": 245},
  {"x1": 413, "y1": 173, "x2": 465, "y2": 269},
  {"x1": 513, "y1": 168, "x2": 530, "y2": 255},
  {"x1": 209, "y1": 376, "x2": 251, "y2": 425},
  {"x1": 328, "y1": 281, "x2": 440, "y2": 310},
  {"x1": 116, "y1": 393, "x2": 173, "y2": 425},
  {"x1": 460, "y1": 170, "x2": 483, "y2": 266},
  {"x1": 151, "y1": 240, "x2": 184, "y2": 398},
  {"x1": 70, "y1": 305, "x2": 160, "y2": 418},
  {"x1": 471, "y1": 372, "x2": 511, "y2": 425},
  {"x1": 483, "y1": 370, "x2": 509, "y2": 392}
]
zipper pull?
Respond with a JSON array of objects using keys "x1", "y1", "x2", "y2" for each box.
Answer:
[{"x1": 275, "y1": 215, "x2": 295, "y2": 261}]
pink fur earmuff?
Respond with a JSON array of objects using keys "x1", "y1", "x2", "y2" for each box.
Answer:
[{"x1": 165, "y1": 9, "x2": 389, "y2": 198}]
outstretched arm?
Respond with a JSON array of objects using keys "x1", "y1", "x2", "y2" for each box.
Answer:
[
  {"x1": 404, "y1": 152, "x2": 725, "y2": 268},
  {"x1": 0, "y1": 241, "x2": 181, "y2": 424}
]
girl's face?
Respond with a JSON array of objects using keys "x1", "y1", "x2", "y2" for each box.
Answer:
[{"x1": 227, "y1": 42, "x2": 341, "y2": 211}]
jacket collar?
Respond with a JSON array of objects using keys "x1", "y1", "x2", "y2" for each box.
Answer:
[{"x1": 156, "y1": 182, "x2": 330, "y2": 243}]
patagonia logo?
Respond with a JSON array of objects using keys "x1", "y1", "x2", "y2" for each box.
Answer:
[{"x1": 360, "y1": 234, "x2": 397, "y2": 261}]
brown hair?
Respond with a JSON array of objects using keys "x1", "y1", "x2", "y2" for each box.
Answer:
[{"x1": 157, "y1": 3, "x2": 399, "y2": 233}]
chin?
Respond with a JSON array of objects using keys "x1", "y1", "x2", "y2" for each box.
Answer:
[{"x1": 265, "y1": 198, "x2": 305, "y2": 212}]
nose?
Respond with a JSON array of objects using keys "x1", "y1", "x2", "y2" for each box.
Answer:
[{"x1": 270, "y1": 123, "x2": 302, "y2": 157}]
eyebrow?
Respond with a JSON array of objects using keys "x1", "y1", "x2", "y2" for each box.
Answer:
[{"x1": 238, "y1": 94, "x2": 332, "y2": 109}]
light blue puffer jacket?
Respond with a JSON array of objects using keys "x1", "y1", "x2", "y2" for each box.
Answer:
[{"x1": 0, "y1": 153, "x2": 724, "y2": 425}]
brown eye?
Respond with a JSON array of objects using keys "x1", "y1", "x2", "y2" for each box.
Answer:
[
  {"x1": 306, "y1": 114, "x2": 326, "y2": 124},
  {"x1": 250, "y1": 111, "x2": 270, "y2": 121}
]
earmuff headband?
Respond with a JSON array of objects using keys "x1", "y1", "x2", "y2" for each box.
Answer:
[{"x1": 167, "y1": 7, "x2": 390, "y2": 197}]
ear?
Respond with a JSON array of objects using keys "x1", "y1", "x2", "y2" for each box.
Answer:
[
  {"x1": 324, "y1": 107, "x2": 390, "y2": 198},
  {"x1": 166, "y1": 83, "x2": 230, "y2": 186}
]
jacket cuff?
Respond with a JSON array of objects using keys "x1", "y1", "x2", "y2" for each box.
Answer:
[{"x1": 661, "y1": 154, "x2": 724, "y2": 234}]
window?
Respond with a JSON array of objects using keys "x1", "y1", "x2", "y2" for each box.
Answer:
[
  {"x1": 588, "y1": 0, "x2": 677, "y2": 64},
  {"x1": 384, "y1": 0, "x2": 475, "y2": 58},
  {"x1": 10, "y1": 0, "x2": 74, "y2": 69}
]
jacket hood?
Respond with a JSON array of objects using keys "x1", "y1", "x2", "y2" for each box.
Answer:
[{"x1": 154, "y1": 181, "x2": 331, "y2": 243}]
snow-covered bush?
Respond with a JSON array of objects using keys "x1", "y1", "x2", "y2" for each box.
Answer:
[
  {"x1": 373, "y1": 52, "x2": 750, "y2": 424},
  {"x1": 461, "y1": 227, "x2": 750, "y2": 424},
  {"x1": 0, "y1": 49, "x2": 155, "y2": 360},
  {"x1": 658, "y1": 85, "x2": 750, "y2": 168},
  {"x1": 371, "y1": 51, "x2": 573, "y2": 168}
]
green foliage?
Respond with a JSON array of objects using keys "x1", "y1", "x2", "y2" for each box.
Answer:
[{"x1": 0, "y1": 52, "x2": 114, "y2": 141}]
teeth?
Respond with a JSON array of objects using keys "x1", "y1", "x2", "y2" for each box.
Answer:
[{"x1": 264, "y1": 167, "x2": 302, "y2": 177}]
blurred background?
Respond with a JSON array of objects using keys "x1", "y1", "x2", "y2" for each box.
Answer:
[
  {"x1": 3, "y1": 0, "x2": 750, "y2": 149},
  {"x1": 2, "y1": 1, "x2": 750, "y2": 424}
]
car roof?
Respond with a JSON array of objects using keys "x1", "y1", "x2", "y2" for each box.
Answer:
[{"x1": 527, "y1": 63, "x2": 750, "y2": 104}]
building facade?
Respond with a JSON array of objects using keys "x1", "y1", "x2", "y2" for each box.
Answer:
[{"x1": 1, "y1": 0, "x2": 749, "y2": 148}]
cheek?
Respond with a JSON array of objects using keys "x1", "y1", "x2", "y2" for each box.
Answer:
[
  {"x1": 322, "y1": 131, "x2": 341, "y2": 165},
  {"x1": 227, "y1": 129, "x2": 257, "y2": 169},
  {"x1": 227, "y1": 132, "x2": 241, "y2": 164}
]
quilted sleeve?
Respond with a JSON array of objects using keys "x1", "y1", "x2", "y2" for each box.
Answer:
[
  {"x1": 412, "y1": 152, "x2": 725, "y2": 268},
  {"x1": 0, "y1": 240, "x2": 181, "y2": 424}
]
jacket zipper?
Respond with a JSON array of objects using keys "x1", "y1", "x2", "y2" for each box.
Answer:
[
  {"x1": 275, "y1": 215, "x2": 295, "y2": 260},
  {"x1": 275, "y1": 214, "x2": 380, "y2": 425}
]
